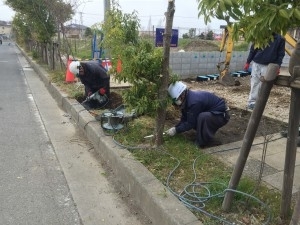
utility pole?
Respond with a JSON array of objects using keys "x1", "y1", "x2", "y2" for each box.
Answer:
[
  {"x1": 79, "y1": 11, "x2": 83, "y2": 39},
  {"x1": 104, "y1": 0, "x2": 110, "y2": 22}
]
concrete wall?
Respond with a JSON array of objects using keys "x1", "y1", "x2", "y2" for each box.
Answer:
[{"x1": 170, "y1": 51, "x2": 291, "y2": 79}]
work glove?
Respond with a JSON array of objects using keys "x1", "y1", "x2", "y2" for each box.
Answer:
[
  {"x1": 99, "y1": 88, "x2": 106, "y2": 95},
  {"x1": 166, "y1": 127, "x2": 176, "y2": 136},
  {"x1": 244, "y1": 63, "x2": 250, "y2": 71}
]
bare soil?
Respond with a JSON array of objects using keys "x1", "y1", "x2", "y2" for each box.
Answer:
[
  {"x1": 107, "y1": 75, "x2": 290, "y2": 146},
  {"x1": 184, "y1": 76, "x2": 290, "y2": 145}
]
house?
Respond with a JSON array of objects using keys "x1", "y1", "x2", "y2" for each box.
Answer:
[
  {"x1": 0, "y1": 20, "x2": 12, "y2": 38},
  {"x1": 64, "y1": 23, "x2": 87, "y2": 39}
]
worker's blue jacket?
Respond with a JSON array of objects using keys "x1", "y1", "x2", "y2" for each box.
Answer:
[
  {"x1": 78, "y1": 61, "x2": 110, "y2": 97},
  {"x1": 175, "y1": 90, "x2": 227, "y2": 133},
  {"x1": 246, "y1": 33, "x2": 285, "y2": 66}
]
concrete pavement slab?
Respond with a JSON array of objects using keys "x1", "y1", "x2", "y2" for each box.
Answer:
[{"x1": 263, "y1": 165, "x2": 300, "y2": 194}]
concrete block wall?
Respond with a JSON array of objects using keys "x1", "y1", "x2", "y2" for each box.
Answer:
[{"x1": 170, "y1": 51, "x2": 291, "y2": 79}]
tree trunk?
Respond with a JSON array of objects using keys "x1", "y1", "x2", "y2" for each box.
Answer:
[
  {"x1": 155, "y1": 0, "x2": 175, "y2": 146},
  {"x1": 290, "y1": 191, "x2": 300, "y2": 224}
]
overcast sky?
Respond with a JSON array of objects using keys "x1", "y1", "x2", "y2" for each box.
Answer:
[{"x1": 0, "y1": 0, "x2": 226, "y2": 31}]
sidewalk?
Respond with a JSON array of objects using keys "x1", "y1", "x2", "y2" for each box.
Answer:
[{"x1": 207, "y1": 133, "x2": 300, "y2": 195}]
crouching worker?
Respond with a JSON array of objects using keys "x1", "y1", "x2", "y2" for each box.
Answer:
[
  {"x1": 166, "y1": 81, "x2": 230, "y2": 148},
  {"x1": 69, "y1": 60, "x2": 110, "y2": 110}
]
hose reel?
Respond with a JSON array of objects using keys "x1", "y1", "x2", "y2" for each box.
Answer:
[
  {"x1": 100, "y1": 111, "x2": 124, "y2": 130},
  {"x1": 100, "y1": 104, "x2": 136, "y2": 131}
]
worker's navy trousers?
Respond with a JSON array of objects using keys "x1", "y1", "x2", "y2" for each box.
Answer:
[{"x1": 196, "y1": 111, "x2": 230, "y2": 147}]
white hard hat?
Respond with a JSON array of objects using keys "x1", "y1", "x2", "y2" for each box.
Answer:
[
  {"x1": 168, "y1": 81, "x2": 187, "y2": 100},
  {"x1": 69, "y1": 61, "x2": 81, "y2": 76}
]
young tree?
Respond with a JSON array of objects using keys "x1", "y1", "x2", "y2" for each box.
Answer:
[
  {"x1": 5, "y1": 0, "x2": 73, "y2": 43},
  {"x1": 12, "y1": 13, "x2": 33, "y2": 45},
  {"x1": 102, "y1": 0, "x2": 175, "y2": 146},
  {"x1": 182, "y1": 33, "x2": 189, "y2": 39},
  {"x1": 84, "y1": 27, "x2": 93, "y2": 37},
  {"x1": 198, "y1": 32, "x2": 205, "y2": 39},
  {"x1": 155, "y1": 0, "x2": 176, "y2": 145},
  {"x1": 206, "y1": 30, "x2": 214, "y2": 40},
  {"x1": 197, "y1": 0, "x2": 300, "y2": 47},
  {"x1": 188, "y1": 28, "x2": 196, "y2": 38}
]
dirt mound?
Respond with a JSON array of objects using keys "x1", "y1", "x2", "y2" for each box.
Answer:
[
  {"x1": 183, "y1": 40, "x2": 220, "y2": 52},
  {"x1": 171, "y1": 39, "x2": 220, "y2": 52}
]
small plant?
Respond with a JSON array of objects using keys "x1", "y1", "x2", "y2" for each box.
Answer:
[
  {"x1": 48, "y1": 70, "x2": 65, "y2": 83},
  {"x1": 32, "y1": 50, "x2": 39, "y2": 59}
]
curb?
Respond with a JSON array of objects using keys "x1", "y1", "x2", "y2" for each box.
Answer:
[{"x1": 19, "y1": 47, "x2": 203, "y2": 225}]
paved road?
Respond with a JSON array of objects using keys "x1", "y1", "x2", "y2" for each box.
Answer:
[{"x1": 0, "y1": 41, "x2": 150, "y2": 225}]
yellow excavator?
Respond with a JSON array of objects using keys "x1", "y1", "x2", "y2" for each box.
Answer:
[
  {"x1": 284, "y1": 32, "x2": 297, "y2": 55},
  {"x1": 217, "y1": 26, "x2": 297, "y2": 86},
  {"x1": 217, "y1": 26, "x2": 240, "y2": 86}
]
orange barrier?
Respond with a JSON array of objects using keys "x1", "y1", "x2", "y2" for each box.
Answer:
[
  {"x1": 101, "y1": 59, "x2": 112, "y2": 71},
  {"x1": 117, "y1": 59, "x2": 122, "y2": 73},
  {"x1": 65, "y1": 58, "x2": 75, "y2": 82}
]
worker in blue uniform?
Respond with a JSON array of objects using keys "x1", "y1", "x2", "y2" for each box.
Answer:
[
  {"x1": 244, "y1": 33, "x2": 285, "y2": 110},
  {"x1": 166, "y1": 81, "x2": 230, "y2": 147},
  {"x1": 69, "y1": 60, "x2": 110, "y2": 109}
]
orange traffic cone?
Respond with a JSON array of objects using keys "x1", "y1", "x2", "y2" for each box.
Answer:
[
  {"x1": 117, "y1": 59, "x2": 122, "y2": 73},
  {"x1": 65, "y1": 58, "x2": 75, "y2": 82}
]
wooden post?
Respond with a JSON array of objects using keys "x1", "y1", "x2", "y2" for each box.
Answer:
[
  {"x1": 290, "y1": 192, "x2": 300, "y2": 224},
  {"x1": 222, "y1": 63, "x2": 279, "y2": 211},
  {"x1": 280, "y1": 66, "x2": 300, "y2": 219}
]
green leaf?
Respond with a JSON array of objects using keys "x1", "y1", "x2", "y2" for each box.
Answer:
[
  {"x1": 224, "y1": 0, "x2": 233, "y2": 7},
  {"x1": 294, "y1": 8, "x2": 300, "y2": 20},
  {"x1": 207, "y1": 0, "x2": 218, "y2": 10},
  {"x1": 268, "y1": 13, "x2": 276, "y2": 27},
  {"x1": 279, "y1": 9, "x2": 289, "y2": 19},
  {"x1": 215, "y1": 7, "x2": 224, "y2": 19},
  {"x1": 219, "y1": 0, "x2": 226, "y2": 11}
]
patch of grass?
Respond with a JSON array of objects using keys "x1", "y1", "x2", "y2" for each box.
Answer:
[
  {"x1": 178, "y1": 38, "x2": 194, "y2": 48},
  {"x1": 234, "y1": 41, "x2": 250, "y2": 51},
  {"x1": 113, "y1": 117, "x2": 286, "y2": 224},
  {"x1": 48, "y1": 69, "x2": 85, "y2": 100},
  {"x1": 48, "y1": 69, "x2": 65, "y2": 83},
  {"x1": 68, "y1": 39, "x2": 93, "y2": 60}
]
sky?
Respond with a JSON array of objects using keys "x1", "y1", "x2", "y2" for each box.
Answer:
[
  {"x1": 0, "y1": 0, "x2": 226, "y2": 32},
  {"x1": 0, "y1": 1, "x2": 15, "y2": 21}
]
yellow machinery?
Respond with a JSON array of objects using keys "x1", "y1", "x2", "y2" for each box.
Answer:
[
  {"x1": 217, "y1": 26, "x2": 297, "y2": 86},
  {"x1": 284, "y1": 33, "x2": 297, "y2": 56},
  {"x1": 217, "y1": 25, "x2": 241, "y2": 86}
]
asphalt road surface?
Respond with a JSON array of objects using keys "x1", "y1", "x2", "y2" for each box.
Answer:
[{"x1": 0, "y1": 41, "x2": 150, "y2": 225}]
